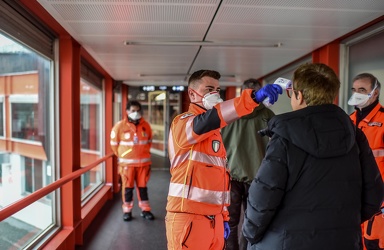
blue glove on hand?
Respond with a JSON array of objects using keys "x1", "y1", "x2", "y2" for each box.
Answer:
[
  {"x1": 224, "y1": 221, "x2": 230, "y2": 240},
  {"x1": 253, "y1": 84, "x2": 283, "y2": 105}
]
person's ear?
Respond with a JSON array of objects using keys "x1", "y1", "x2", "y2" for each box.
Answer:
[
  {"x1": 297, "y1": 91, "x2": 304, "y2": 105},
  {"x1": 188, "y1": 89, "x2": 195, "y2": 101},
  {"x1": 374, "y1": 88, "x2": 380, "y2": 98}
]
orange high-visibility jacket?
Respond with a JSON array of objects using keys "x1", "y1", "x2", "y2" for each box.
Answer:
[
  {"x1": 167, "y1": 89, "x2": 258, "y2": 221},
  {"x1": 350, "y1": 103, "x2": 384, "y2": 178},
  {"x1": 110, "y1": 117, "x2": 152, "y2": 167},
  {"x1": 350, "y1": 103, "x2": 384, "y2": 245}
]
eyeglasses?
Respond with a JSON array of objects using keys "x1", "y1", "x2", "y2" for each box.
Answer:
[{"x1": 286, "y1": 88, "x2": 299, "y2": 98}]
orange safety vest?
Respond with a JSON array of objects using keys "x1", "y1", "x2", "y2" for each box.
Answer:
[
  {"x1": 350, "y1": 103, "x2": 384, "y2": 247},
  {"x1": 110, "y1": 117, "x2": 152, "y2": 167},
  {"x1": 166, "y1": 89, "x2": 258, "y2": 221}
]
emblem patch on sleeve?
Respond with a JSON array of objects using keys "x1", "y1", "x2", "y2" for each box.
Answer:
[
  {"x1": 212, "y1": 140, "x2": 220, "y2": 153},
  {"x1": 368, "y1": 122, "x2": 382, "y2": 127},
  {"x1": 180, "y1": 113, "x2": 194, "y2": 119}
]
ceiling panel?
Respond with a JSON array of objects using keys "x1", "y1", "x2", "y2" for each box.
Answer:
[{"x1": 36, "y1": 0, "x2": 384, "y2": 86}]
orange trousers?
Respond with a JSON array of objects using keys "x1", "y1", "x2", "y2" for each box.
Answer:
[
  {"x1": 119, "y1": 165, "x2": 151, "y2": 213},
  {"x1": 165, "y1": 212, "x2": 224, "y2": 250}
]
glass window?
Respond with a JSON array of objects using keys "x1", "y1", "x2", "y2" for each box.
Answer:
[
  {"x1": 340, "y1": 23, "x2": 384, "y2": 113},
  {"x1": 0, "y1": 99, "x2": 4, "y2": 136},
  {"x1": 24, "y1": 157, "x2": 43, "y2": 193},
  {"x1": 80, "y1": 78, "x2": 104, "y2": 200},
  {"x1": 11, "y1": 102, "x2": 39, "y2": 141},
  {"x1": 113, "y1": 84, "x2": 122, "y2": 125},
  {"x1": 0, "y1": 32, "x2": 55, "y2": 249}
]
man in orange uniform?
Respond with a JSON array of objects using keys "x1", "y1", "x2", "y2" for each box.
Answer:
[
  {"x1": 165, "y1": 69, "x2": 283, "y2": 250},
  {"x1": 110, "y1": 100, "x2": 154, "y2": 221},
  {"x1": 348, "y1": 73, "x2": 384, "y2": 250}
]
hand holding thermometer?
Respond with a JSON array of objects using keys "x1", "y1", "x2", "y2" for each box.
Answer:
[{"x1": 262, "y1": 77, "x2": 292, "y2": 106}]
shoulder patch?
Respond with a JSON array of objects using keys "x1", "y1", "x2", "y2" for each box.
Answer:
[
  {"x1": 180, "y1": 113, "x2": 194, "y2": 119},
  {"x1": 368, "y1": 121, "x2": 382, "y2": 127}
]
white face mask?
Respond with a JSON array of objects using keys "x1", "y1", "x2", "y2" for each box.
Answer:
[
  {"x1": 128, "y1": 111, "x2": 141, "y2": 121},
  {"x1": 202, "y1": 91, "x2": 223, "y2": 110},
  {"x1": 347, "y1": 84, "x2": 377, "y2": 108}
]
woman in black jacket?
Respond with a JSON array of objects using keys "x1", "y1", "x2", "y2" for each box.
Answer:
[{"x1": 242, "y1": 63, "x2": 383, "y2": 250}]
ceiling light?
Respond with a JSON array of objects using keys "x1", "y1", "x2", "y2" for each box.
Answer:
[{"x1": 124, "y1": 41, "x2": 282, "y2": 48}]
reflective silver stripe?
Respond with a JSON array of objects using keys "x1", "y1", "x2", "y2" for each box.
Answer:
[
  {"x1": 120, "y1": 141, "x2": 134, "y2": 146},
  {"x1": 168, "y1": 182, "x2": 228, "y2": 205},
  {"x1": 185, "y1": 117, "x2": 197, "y2": 145},
  {"x1": 192, "y1": 151, "x2": 226, "y2": 167},
  {"x1": 170, "y1": 151, "x2": 190, "y2": 169},
  {"x1": 168, "y1": 130, "x2": 175, "y2": 160},
  {"x1": 119, "y1": 157, "x2": 151, "y2": 164},
  {"x1": 219, "y1": 99, "x2": 239, "y2": 124},
  {"x1": 373, "y1": 149, "x2": 384, "y2": 157},
  {"x1": 120, "y1": 140, "x2": 150, "y2": 146},
  {"x1": 110, "y1": 141, "x2": 118, "y2": 146},
  {"x1": 224, "y1": 191, "x2": 230, "y2": 204},
  {"x1": 138, "y1": 140, "x2": 150, "y2": 145},
  {"x1": 170, "y1": 150, "x2": 226, "y2": 169}
]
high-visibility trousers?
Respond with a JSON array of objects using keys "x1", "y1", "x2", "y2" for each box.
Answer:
[
  {"x1": 165, "y1": 212, "x2": 224, "y2": 250},
  {"x1": 119, "y1": 165, "x2": 151, "y2": 213}
]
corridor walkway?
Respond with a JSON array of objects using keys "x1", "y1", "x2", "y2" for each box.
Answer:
[{"x1": 76, "y1": 155, "x2": 171, "y2": 250}]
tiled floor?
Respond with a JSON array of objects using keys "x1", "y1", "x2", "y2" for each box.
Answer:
[{"x1": 76, "y1": 155, "x2": 171, "y2": 250}]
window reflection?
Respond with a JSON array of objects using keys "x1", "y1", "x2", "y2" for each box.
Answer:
[
  {"x1": 80, "y1": 78, "x2": 103, "y2": 199},
  {"x1": 11, "y1": 103, "x2": 39, "y2": 141},
  {"x1": 0, "y1": 101, "x2": 3, "y2": 136},
  {"x1": 0, "y1": 32, "x2": 54, "y2": 249}
]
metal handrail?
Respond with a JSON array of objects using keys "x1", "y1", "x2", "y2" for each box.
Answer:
[{"x1": 0, "y1": 153, "x2": 114, "y2": 221}]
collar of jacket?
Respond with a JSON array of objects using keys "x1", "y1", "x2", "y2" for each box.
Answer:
[{"x1": 188, "y1": 103, "x2": 206, "y2": 114}]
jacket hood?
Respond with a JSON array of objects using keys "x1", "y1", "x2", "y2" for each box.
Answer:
[{"x1": 268, "y1": 104, "x2": 355, "y2": 158}]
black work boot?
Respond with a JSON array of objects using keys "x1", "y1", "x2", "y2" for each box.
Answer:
[
  {"x1": 140, "y1": 211, "x2": 154, "y2": 220},
  {"x1": 123, "y1": 212, "x2": 132, "y2": 221}
]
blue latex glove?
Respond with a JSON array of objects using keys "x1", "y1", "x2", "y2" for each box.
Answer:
[
  {"x1": 224, "y1": 221, "x2": 230, "y2": 240},
  {"x1": 381, "y1": 207, "x2": 384, "y2": 213},
  {"x1": 253, "y1": 84, "x2": 283, "y2": 105}
]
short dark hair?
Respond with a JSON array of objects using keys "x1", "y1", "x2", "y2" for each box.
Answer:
[
  {"x1": 242, "y1": 78, "x2": 262, "y2": 91},
  {"x1": 188, "y1": 70, "x2": 221, "y2": 88},
  {"x1": 126, "y1": 100, "x2": 142, "y2": 111},
  {"x1": 353, "y1": 73, "x2": 381, "y2": 91}
]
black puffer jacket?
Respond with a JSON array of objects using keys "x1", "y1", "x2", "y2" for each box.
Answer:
[{"x1": 243, "y1": 104, "x2": 383, "y2": 250}]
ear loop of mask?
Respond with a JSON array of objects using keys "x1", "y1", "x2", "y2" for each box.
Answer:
[
  {"x1": 189, "y1": 88, "x2": 204, "y2": 104},
  {"x1": 368, "y1": 80, "x2": 378, "y2": 98}
]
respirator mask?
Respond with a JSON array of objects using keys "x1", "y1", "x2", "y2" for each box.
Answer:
[
  {"x1": 202, "y1": 91, "x2": 223, "y2": 110},
  {"x1": 348, "y1": 83, "x2": 377, "y2": 108},
  {"x1": 128, "y1": 111, "x2": 141, "y2": 121}
]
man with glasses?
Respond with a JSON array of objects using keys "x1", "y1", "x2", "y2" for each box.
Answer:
[
  {"x1": 243, "y1": 63, "x2": 383, "y2": 250},
  {"x1": 348, "y1": 73, "x2": 384, "y2": 250},
  {"x1": 165, "y1": 69, "x2": 282, "y2": 250}
]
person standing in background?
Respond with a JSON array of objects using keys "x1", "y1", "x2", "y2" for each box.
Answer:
[
  {"x1": 165, "y1": 69, "x2": 282, "y2": 250},
  {"x1": 221, "y1": 78, "x2": 275, "y2": 250},
  {"x1": 348, "y1": 73, "x2": 384, "y2": 250},
  {"x1": 243, "y1": 63, "x2": 383, "y2": 250},
  {"x1": 110, "y1": 100, "x2": 154, "y2": 221}
]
